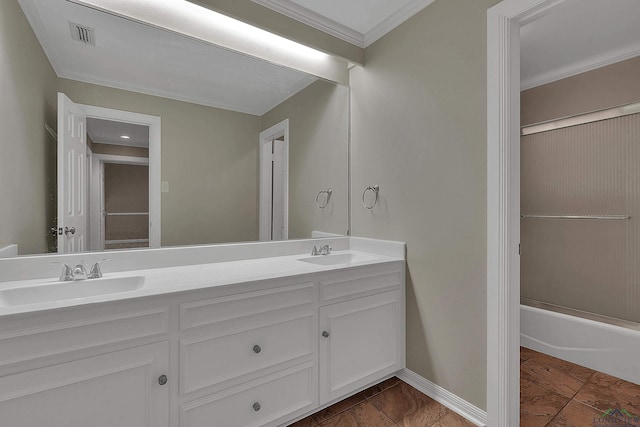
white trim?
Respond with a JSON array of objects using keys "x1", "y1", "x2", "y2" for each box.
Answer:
[
  {"x1": 396, "y1": 369, "x2": 487, "y2": 427},
  {"x1": 259, "y1": 119, "x2": 289, "y2": 241},
  {"x1": 93, "y1": 154, "x2": 149, "y2": 166},
  {"x1": 363, "y1": 0, "x2": 436, "y2": 47},
  {"x1": 487, "y1": 1, "x2": 569, "y2": 426},
  {"x1": 252, "y1": 0, "x2": 365, "y2": 47},
  {"x1": 80, "y1": 104, "x2": 161, "y2": 249},
  {"x1": 251, "y1": 0, "x2": 435, "y2": 48},
  {"x1": 521, "y1": 40, "x2": 640, "y2": 90}
]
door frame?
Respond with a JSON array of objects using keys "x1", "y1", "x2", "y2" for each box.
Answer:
[
  {"x1": 80, "y1": 104, "x2": 162, "y2": 249},
  {"x1": 487, "y1": 0, "x2": 569, "y2": 425},
  {"x1": 259, "y1": 119, "x2": 289, "y2": 241}
]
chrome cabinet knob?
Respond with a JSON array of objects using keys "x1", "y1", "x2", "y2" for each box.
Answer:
[
  {"x1": 253, "y1": 345, "x2": 262, "y2": 354},
  {"x1": 322, "y1": 331, "x2": 330, "y2": 338},
  {"x1": 64, "y1": 226, "x2": 76, "y2": 236},
  {"x1": 158, "y1": 375, "x2": 168, "y2": 386},
  {"x1": 253, "y1": 402, "x2": 261, "y2": 412}
]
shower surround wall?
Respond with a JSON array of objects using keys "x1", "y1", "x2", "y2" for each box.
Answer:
[
  {"x1": 521, "y1": 57, "x2": 640, "y2": 324},
  {"x1": 521, "y1": 113, "x2": 640, "y2": 323}
]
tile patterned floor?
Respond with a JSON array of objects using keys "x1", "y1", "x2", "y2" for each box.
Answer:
[
  {"x1": 520, "y1": 346, "x2": 640, "y2": 427},
  {"x1": 286, "y1": 377, "x2": 475, "y2": 427},
  {"x1": 287, "y1": 349, "x2": 640, "y2": 427}
]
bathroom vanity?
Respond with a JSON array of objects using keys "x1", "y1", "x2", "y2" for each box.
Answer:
[{"x1": 0, "y1": 238, "x2": 405, "y2": 427}]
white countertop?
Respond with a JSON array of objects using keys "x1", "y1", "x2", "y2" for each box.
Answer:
[{"x1": 0, "y1": 250, "x2": 404, "y2": 316}]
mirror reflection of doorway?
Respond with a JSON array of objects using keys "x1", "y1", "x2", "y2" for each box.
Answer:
[{"x1": 86, "y1": 117, "x2": 150, "y2": 251}]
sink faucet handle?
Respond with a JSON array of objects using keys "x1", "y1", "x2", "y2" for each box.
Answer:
[
  {"x1": 51, "y1": 262, "x2": 73, "y2": 281},
  {"x1": 88, "y1": 259, "x2": 111, "y2": 279}
]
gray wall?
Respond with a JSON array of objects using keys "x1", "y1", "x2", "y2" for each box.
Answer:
[
  {"x1": 59, "y1": 79, "x2": 261, "y2": 247},
  {"x1": 522, "y1": 56, "x2": 640, "y2": 126},
  {"x1": 0, "y1": 0, "x2": 58, "y2": 255},
  {"x1": 261, "y1": 80, "x2": 349, "y2": 239},
  {"x1": 350, "y1": 0, "x2": 500, "y2": 410}
]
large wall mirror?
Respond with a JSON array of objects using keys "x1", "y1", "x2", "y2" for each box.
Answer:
[{"x1": 0, "y1": 0, "x2": 349, "y2": 256}]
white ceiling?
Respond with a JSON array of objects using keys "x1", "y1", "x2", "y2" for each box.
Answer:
[
  {"x1": 252, "y1": 0, "x2": 435, "y2": 48},
  {"x1": 87, "y1": 118, "x2": 149, "y2": 148},
  {"x1": 520, "y1": 0, "x2": 640, "y2": 90},
  {"x1": 19, "y1": 0, "x2": 317, "y2": 116}
]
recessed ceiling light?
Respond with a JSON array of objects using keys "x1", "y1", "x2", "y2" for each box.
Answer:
[{"x1": 120, "y1": 135, "x2": 131, "y2": 139}]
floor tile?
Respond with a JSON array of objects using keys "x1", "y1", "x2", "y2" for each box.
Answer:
[
  {"x1": 430, "y1": 410, "x2": 477, "y2": 427},
  {"x1": 376, "y1": 376, "x2": 401, "y2": 392},
  {"x1": 531, "y1": 352, "x2": 595, "y2": 383},
  {"x1": 318, "y1": 402, "x2": 399, "y2": 427},
  {"x1": 520, "y1": 358, "x2": 585, "y2": 399},
  {"x1": 520, "y1": 347, "x2": 538, "y2": 365},
  {"x1": 287, "y1": 416, "x2": 318, "y2": 427},
  {"x1": 520, "y1": 376, "x2": 571, "y2": 427},
  {"x1": 547, "y1": 400, "x2": 605, "y2": 427},
  {"x1": 368, "y1": 380, "x2": 447, "y2": 427},
  {"x1": 573, "y1": 371, "x2": 640, "y2": 416},
  {"x1": 312, "y1": 387, "x2": 381, "y2": 423}
]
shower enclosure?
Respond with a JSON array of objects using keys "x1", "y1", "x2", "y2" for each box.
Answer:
[{"x1": 520, "y1": 104, "x2": 640, "y2": 326}]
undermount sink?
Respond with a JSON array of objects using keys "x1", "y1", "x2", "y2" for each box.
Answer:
[
  {"x1": 0, "y1": 276, "x2": 145, "y2": 306},
  {"x1": 298, "y1": 253, "x2": 374, "y2": 266}
]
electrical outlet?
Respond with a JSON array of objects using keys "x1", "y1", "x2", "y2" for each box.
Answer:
[{"x1": 161, "y1": 182, "x2": 169, "y2": 193}]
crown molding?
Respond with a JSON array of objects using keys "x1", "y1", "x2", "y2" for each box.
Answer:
[
  {"x1": 522, "y1": 42, "x2": 640, "y2": 90},
  {"x1": 252, "y1": 0, "x2": 365, "y2": 47},
  {"x1": 363, "y1": 0, "x2": 435, "y2": 47},
  {"x1": 252, "y1": 0, "x2": 435, "y2": 48}
]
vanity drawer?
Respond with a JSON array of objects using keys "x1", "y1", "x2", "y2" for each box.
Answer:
[
  {"x1": 180, "y1": 282, "x2": 314, "y2": 331},
  {"x1": 0, "y1": 302, "x2": 169, "y2": 370},
  {"x1": 180, "y1": 313, "x2": 314, "y2": 395},
  {"x1": 319, "y1": 264, "x2": 403, "y2": 303},
  {"x1": 180, "y1": 362, "x2": 315, "y2": 427}
]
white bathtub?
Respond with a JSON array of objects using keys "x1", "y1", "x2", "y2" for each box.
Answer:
[{"x1": 521, "y1": 304, "x2": 640, "y2": 385}]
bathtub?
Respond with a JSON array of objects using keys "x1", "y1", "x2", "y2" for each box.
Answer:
[{"x1": 521, "y1": 303, "x2": 640, "y2": 385}]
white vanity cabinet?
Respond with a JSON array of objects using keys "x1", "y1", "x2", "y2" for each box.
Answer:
[
  {"x1": 0, "y1": 300, "x2": 171, "y2": 427},
  {"x1": 177, "y1": 281, "x2": 318, "y2": 427},
  {"x1": 317, "y1": 265, "x2": 405, "y2": 405},
  {"x1": 0, "y1": 256, "x2": 405, "y2": 427}
]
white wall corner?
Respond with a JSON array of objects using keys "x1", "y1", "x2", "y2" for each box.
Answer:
[{"x1": 396, "y1": 369, "x2": 487, "y2": 427}]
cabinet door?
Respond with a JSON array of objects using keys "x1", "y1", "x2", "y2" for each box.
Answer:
[
  {"x1": 319, "y1": 290, "x2": 403, "y2": 404},
  {"x1": 0, "y1": 342, "x2": 169, "y2": 427}
]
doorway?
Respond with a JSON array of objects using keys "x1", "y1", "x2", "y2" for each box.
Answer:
[
  {"x1": 57, "y1": 94, "x2": 161, "y2": 253},
  {"x1": 259, "y1": 119, "x2": 289, "y2": 241}
]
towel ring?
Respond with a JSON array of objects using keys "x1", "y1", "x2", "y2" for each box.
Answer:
[
  {"x1": 315, "y1": 188, "x2": 332, "y2": 209},
  {"x1": 362, "y1": 185, "x2": 379, "y2": 209}
]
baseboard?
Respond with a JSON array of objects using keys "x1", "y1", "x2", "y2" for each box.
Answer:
[{"x1": 396, "y1": 369, "x2": 487, "y2": 427}]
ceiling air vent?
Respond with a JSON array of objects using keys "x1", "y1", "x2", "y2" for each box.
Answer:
[{"x1": 69, "y1": 22, "x2": 95, "y2": 46}]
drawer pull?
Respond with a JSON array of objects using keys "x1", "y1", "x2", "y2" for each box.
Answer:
[
  {"x1": 322, "y1": 331, "x2": 330, "y2": 338},
  {"x1": 253, "y1": 345, "x2": 262, "y2": 354},
  {"x1": 158, "y1": 375, "x2": 168, "y2": 386},
  {"x1": 253, "y1": 402, "x2": 261, "y2": 412}
]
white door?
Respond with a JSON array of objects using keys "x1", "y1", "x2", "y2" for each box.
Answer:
[
  {"x1": 271, "y1": 139, "x2": 286, "y2": 240},
  {"x1": 319, "y1": 290, "x2": 403, "y2": 404},
  {"x1": 57, "y1": 93, "x2": 87, "y2": 253},
  {"x1": 0, "y1": 342, "x2": 170, "y2": 427}
]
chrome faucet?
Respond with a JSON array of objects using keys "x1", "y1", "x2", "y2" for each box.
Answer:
[
  {"x1": 72, "y1": 262, "x2": 88, "y2": 280},
  {"x1": 53, "y1": 259, "x2": 110, "y2": 281},
  {"x1": 319, "y1": 244, "x2": 332, "y2": 255},
  {"x1": 310, "y1": 243, "x2": 332, "y2": 256}
]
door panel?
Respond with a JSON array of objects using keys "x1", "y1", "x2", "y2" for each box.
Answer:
[
  {"x1": 0, "y1": 342, "x2": 169, "y2": 427},
  {"x1": 57, "y1": 93, "x2": 87, "y2": 253}
]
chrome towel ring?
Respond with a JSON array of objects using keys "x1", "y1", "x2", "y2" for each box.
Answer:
[
  {"x1": 362, "y1": 185, "x2": 379, "y2": 209},
  {"x1": 315, "y1": 188, "x2": 332, "y2": 209}
]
